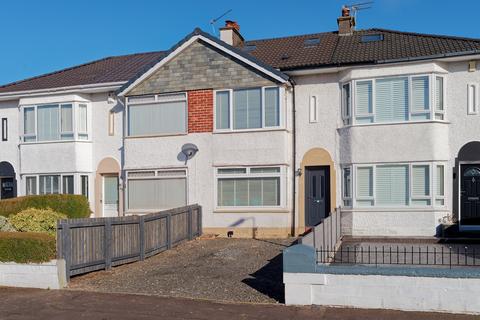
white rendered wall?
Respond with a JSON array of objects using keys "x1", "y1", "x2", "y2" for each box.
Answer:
[
  {"x1": 0, "y1": 259, "x2": 66, "y2": 289},
  {"x1": 284, "y1": 272, "x2": 480, "y2": 314},
  {"x1": 0, "y1": 100, "x2": 21, "y2": 197}
]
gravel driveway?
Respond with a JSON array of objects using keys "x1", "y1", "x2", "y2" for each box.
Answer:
[{"x1": 69, "y1": 238, "x2": 295, "y2": 303}]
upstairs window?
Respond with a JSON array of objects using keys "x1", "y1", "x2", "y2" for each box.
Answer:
[
  {"x1": 127, "y1": 93, "x2": 187, "y2": 137},
  {"x1": 215, "y1": 86, "x2": 281, "y2": 131},
  {"x1": 22, "y1": 103, "x2": 89, "y2": 142},
  {"x1": 343, "y1": 74, "x2": 446, "y2": 126}
]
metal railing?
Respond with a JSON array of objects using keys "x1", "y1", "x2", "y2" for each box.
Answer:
[
  {"x1": 317, "y1": 244, "x2": 480, "y2": 268},
  {"x1": 57, "y1": 204, "x2": 202, "y2": 279}
]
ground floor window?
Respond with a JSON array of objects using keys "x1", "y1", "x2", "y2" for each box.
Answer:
[
  {"x1": 216, "y1": 166, "x2": 282, "y2": 207},
  {"x1": 25, "y1": 173, "x2": 84, "y2": 196},
  {"x1": 81, "y1": 175, "x2": 89, "y2": 198},
  {"x1": 126, "y1": 169, "x2": 187, "y2": 211},
  {"x1": 342, "y1": 162, "x2": 445, "y2": 208}
]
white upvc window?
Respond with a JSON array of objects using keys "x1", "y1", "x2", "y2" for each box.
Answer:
[
  {"x1": 342, "y1": 166, "x2": 352, "y2": 207},
  {"x1": 126, "y1": 169, "x2": 187, "y2": 211},
  {"x1": 127, "y1": 93, "x2": 187, "y2": 137},
  {"x1": 467, "y1": 83, "x2": 479, "y2": 115},
  {"x1": 341, "y1": 82, "x2": 352, "y2": 125},
  {"x1": 22, "y1": 102, "x2": 89, "y2": 143},
  {"x1": 214, "y1": 86, "x2": 283, "y2": 131},
  {"x1": 25, "y1": 173, "x2": 76, "y2": 195},
  {"x1": 342, "y1": 73, "x2": 446, "y2": 126},
  {"x1": 309, "y1": 95, "x2": 318, "y2": 123},
  {"x1": 347, "y1": 162, "x2": 446, "y2": 208},
  {"x1": 215, "y1": 166, "x2": 284, "y2": 208}
]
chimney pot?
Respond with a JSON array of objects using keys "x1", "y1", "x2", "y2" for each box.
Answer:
[
  {"x1": 219, "y1": 20, "x2": 244, "y2": 46},
  {"x1": 337, "y1": 6, "x2": 355, "y2": 35}
]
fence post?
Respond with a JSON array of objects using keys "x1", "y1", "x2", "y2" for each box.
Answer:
[
  {"x1": 198, "y1": 205, "x2": 202, "y2": 236},
  {"x1": 104, "y1": 219, "x2": 112, "y2": 270},
  {"x1": 139, "y1": 216, "x2": 145, "y2": 261},
  {"x1": 187, "y1": 207, "x2": 193, "y2": 240},
  {"x1": 60, "y1": 222, "x2": 71, "y2": 281},
  {"x1": 166, "y1": 213, "x2": 172, "y2": 249}
]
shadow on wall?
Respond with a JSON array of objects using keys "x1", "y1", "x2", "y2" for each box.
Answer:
[{"x1": 229, "y1": 217, "x2": 257, "y2": 238}]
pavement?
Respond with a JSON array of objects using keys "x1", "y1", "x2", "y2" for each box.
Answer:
[{"x1": 0, "y1": 287, "x2": 477, "y2": 320}]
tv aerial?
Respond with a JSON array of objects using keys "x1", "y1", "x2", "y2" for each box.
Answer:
[
  {"x1": 209, "y1": 9, "x2": 232, "y2": 35},
  {"x1": 346, "y1": 1, "x2": 373, "y2": 24}
]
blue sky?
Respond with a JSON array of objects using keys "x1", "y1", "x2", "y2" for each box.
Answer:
[{"x1": 0, "y1": 0, "x2": 478, "y2": 85}]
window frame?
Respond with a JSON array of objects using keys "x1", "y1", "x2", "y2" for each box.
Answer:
[
  {"x1": 213, "y1": 86, "x2": 284, "y2": 132},
  {"x1": 467, "y1": 82, "x2": 479, "y2": 115},
  {"x1": 1, "y1": 118, "x2": 7, "y2": 141},
  {"x1": 126, "y1": 93, "x2": 188, "y2": 137},
  {"x1": 343, "y1": 73, "x2": 447, "y2": 126},
  {"x1": 341, "y1": 82, "x2": 352, "y2": 125},
  {"x1": 348, "y1": 162, "x2": 446, "y2": 209},
  {"x1": 125, "y1": 168, "x2": 188, "y2": 212},
  {"x1": 309, "y1": 95, "x2": 318, "y2": 123},
  {"x1": 25, "y1": 173, "x2": 81, "y2": 195},
  {"x1": 214, "y1": 166, "x2": 285, "y2": 209},
  {"x1": 342, "y1": 166, "x2": 353, "y2": 207},
  {"x1": 21, "y1": 102, "x2": 90, "y2": 143}
]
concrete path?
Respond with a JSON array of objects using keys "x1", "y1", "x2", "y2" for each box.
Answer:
[{"x1": 0, "y1": 287, "x2": 476, "y2": 320}]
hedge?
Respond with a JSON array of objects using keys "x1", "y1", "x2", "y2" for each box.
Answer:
[
  {"x1": 0, "y1": 232, "x2": 56, "y2": 263},
  {"x1": 0, "y1": 194, "x2": 90, "y2": 219}
]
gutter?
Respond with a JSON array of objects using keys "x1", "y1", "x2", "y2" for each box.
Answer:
[
  {"x1": 0, "y1": 81, "x2": 125, "y2": 101},
  {"x1": 289, "y1": 78, "x2": 297, "y2": 237}
]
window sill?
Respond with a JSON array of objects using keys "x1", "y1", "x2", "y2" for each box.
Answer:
[
  {"x1": 213, "y1": 127, "x2": 288, "y2": 135},
  {"x1": 341, "y1": 207, "x2": 449, "y2": 213},
  {"x1": 214, "y1": 208, "x2": 290, "y2": 214},
  {"x1": 20, "y1": 139, "x2": 92, "y2": 145},
  {"x1": 338, "y1": 119, "x2": 450, "y2": 129},
  {"x1": 125, "y1": 132, "x2": 188, "y2": 139}
]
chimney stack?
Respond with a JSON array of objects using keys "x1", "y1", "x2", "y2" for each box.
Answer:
[
  {"x1": 219, "y1": 20, "x2": 244, "y2": 47},
  {"x1": 337, "y1": 5, "x2": 355, "y2": 35}
]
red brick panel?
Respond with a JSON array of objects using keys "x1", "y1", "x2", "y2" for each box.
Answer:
[{"x1": 188, "y1": 90, "x2": 214, "y2": 133}]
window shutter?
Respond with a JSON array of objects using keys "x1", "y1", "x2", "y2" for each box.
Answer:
[
  {"x1": 375, "y1": 77, "x2": 408, "y2": 123},
  {"x1": 376, "y1": 165, "x2": 408, "y2": 206},
  {"x1": 128, "y1": 178, "x2": 186, "y2": 210},
  {"x1": 412, "y1": 165, "x2": 430, "y2": 197},
  {"x1": 215, "y1": 91, "x2": 230, "y2": 129},
  {"x1": 37, "y1": 105, "x2": 59, "y2": 141},
  {"x1": 128, "y1": 101, "x2": 186, "y2": 136},
  {"x1": 264, "y1": 87, "x2": 279, "y2": 127},
  {"x1": 356, "y1": 167, "x2": 373, "y2": 206},
  {"x1": 411, "y1": 76, "x2": 430, "y2": 112},
  {"x1": 355, "y1": 80, "x2": 373, "y2": 122}
]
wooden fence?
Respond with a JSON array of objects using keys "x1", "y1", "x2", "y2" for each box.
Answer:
[{"x1": 57, "y1": 204, "x2": 202, "y2": 280}]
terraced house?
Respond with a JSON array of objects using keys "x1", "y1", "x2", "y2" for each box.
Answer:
[{"x1": 1, "y1": 9, "x2": 480, "y2": 238}]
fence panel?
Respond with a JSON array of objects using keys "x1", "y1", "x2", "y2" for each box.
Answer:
[{"x1": 57, "y1": 204, "x2": 201, "y2": 279}]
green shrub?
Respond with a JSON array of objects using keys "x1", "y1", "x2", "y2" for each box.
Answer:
[
  {"x1": 0, "y1": 216, "x2": 15, "y2": 232},
  {"x1": 0, "y1": 232, "x2": 56, "y2": 263},
  {"x1": 0, "y1": 194, "x2": 90, "y2": 219},
  {"x1": 9, "y1": 208, "x2": 67, "y2": 236}
]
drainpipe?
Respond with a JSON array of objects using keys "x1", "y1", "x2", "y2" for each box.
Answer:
[{"x1": 289, "y1": 78, "x2": 297, "y2": 237}]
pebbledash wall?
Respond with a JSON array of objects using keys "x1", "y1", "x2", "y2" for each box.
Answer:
[
  {"x1": 294, "y1": 59, "x2": 480, "y2": 237},
  {"x1": 283, "y1": 244, "x2": 480, "y2": 314}
]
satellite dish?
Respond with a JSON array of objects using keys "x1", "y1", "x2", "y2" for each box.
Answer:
[{"x1": 181, "y1": 143, "x2": 199, "y2": 164}]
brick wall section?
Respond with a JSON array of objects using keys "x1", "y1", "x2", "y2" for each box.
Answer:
[{"x1": 188, "y1": 90, "x2": 213, "y2": 133}]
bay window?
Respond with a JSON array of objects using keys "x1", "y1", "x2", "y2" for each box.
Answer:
[
  {"x1": 127, "y1": 93, "x2": 187, "y2": 136},
  {"x1": 22, "y1": 102, "x2": 89, "y2": 142},
  {"x1": 215, "y1": 86, "x2": 281, "y2": 131},
  {"x1": 216, "y1": 166, "x2": 283, "y2": 207},
  {"x1": 26, "y1": 174, "x2": 79, "y2": 195},
  {"x1": 127, "y1": 169, "x2": 187, "y2": 211},
  {"x1": 344, "y1": 162, "x2": 445, "y2": 208},
  {"x1": 342, "y1": 74, "x2": 446, "y2": 125}
]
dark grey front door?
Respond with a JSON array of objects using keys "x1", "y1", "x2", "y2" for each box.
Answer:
[
  {"x1": 305, "y1": 166, "x2": 330, "y2": 227},
  {"x1": 1, "y1": 177, "x2": 15, "y2": 199},
  {"x1": 461, "y1": 164, "x2": 480, "y2": 226}
]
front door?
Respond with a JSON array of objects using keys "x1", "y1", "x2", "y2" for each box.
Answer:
[
  {"x1": 0, "y1": 177, "x2": 15, "y2": 199},
  {"x1": 460, "y1": 164, "x2": 480, "y2": 227},
  {"x1": 103, "y1": 175, "x2": 119, "y2": 217},
  {"x1": 305, "y1": 166, "x2": 330, "y2": 227}
]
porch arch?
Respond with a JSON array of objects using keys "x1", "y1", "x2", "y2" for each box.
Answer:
[
  {"x1": 298, "y1": 148, "x2": 336, "y2": 231},
  {"x1": 95, "y1": 157, "x2": 122, "y2": 217}
]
